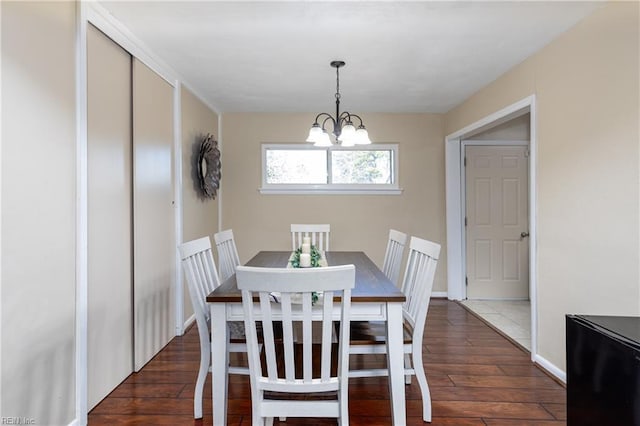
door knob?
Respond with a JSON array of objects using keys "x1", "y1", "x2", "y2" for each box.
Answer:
[{"x1": 520, "y1": 232, "x2": 530, "y2": 240}]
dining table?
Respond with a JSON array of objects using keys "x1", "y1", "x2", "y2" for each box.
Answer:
[{"x1": 207, "y1": 250, "x2": 407, "y2": 425}]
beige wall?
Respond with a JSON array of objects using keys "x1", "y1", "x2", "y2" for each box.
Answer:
[
  {"x1": 466, "y1": 114, "x2": 530, "y2": 141},
  {"x1": 220, "y1": 113, "x2": 448, "y2": 292},
  {"x1": 180, "y1": 87, "x2": 219, "y2": 321},
  {"x1": 1, "y1": 1, "x2": 77, "y2": 424},
  {"x1": 445, "y1": 2, "x2": 640, "y2": 370}
]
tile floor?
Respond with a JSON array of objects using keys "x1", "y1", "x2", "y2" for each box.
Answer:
[{"x1": 459, "y1": 299, "x2": 531, "y2": 351}]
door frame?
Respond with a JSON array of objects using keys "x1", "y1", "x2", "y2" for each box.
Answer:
[
  {"x1": 461, "y1": 140, "x2": 530, "y2": 300},
  {"x1": 445, "y1": 95, "x2": 538, "y2": 359}
]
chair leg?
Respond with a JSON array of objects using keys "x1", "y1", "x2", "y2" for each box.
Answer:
[
  {"x1": 193, "y1": 343, "x2": 209, "y2": 419},
  {"x1": 266, "y1": 417, "x2": 274, "y2": 426},
  {"x1": 404, "y1": 353, "x2": 412, "y2": 384},
  {"x1": 251, "y1": 414, "x2": 263, "y2": 426},
  {"x1": 412, "y1": 350, "x2": 432, "y2": 422},
  {"x1": 339, "y1": 381, "x2": 349, "y2": 426}
]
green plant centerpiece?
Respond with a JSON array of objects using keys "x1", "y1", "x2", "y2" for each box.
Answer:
[
  {"x1": 290, "y1": 245, "x2": 322, "y2": 304},
  {"x1": 290, "y1": 245, "x2": 322, "y2": 268}
]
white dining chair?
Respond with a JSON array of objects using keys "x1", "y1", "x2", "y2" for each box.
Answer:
[
  {"x1": 291, "y1": 223, "x2": 330, "y2": 252},
  {"x1": 348, "y1": 236, "x2": 440, "y2": 423},
  {"x1": 178, "y1": 236, "x2": 250, "y2": 419},
  {"x1": 236, "y1": 264, "x2": 355, "y2": 425},
  {"x1": 381, "y1": 229, "x2": 407, "y2": 288},
  {"x1": 214, "y1": 229, "x2": 241, "y2": 283}
]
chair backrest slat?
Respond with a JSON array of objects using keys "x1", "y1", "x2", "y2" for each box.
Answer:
[
  {"x1": 320, "y1": 291, "x2": 334, "y2": 381},
  {"x1": 214, "y1": 229, "x2": 241, "y2": 283},
  {"x1": 291, "y1": 224, "x2": 331, "y2": 252},
  {"x1": 280, "y1": 293, "x2": 295, "y2": 382},
  {"x1": 179, "y1": 237, "x2": 221, "y2": 326},
  {"x1": 400, "y1": 237, "x2": 441, "y2": 333},
  {"x1": 259, "y1": 292, "x2": 279, "y2": 381},
  {"x1": 382, "y1": 229, "x2": 407, "y2": 288},
  {"x1": 302, "y1": 294, "x2": 313, "y2": 382}
]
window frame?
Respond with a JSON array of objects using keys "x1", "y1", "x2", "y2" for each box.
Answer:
[{"x1": 260, "y1": 143, "x2": 401, "y2": 195}]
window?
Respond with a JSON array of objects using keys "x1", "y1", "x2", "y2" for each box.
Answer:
[
  {"x1": 261, "y1": 144, "x2": 400, "y2": 194},
  {"x1": 265, "y1": 149, "x2": 327, "y2": 184}
]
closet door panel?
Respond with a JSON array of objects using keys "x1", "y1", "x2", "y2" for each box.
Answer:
[
  {"x1": 87, "y1": 25, "x2": 133, "y2": 408},
  {"x1": 132, "y1": 59, "x2": 176, "y2": 370}
]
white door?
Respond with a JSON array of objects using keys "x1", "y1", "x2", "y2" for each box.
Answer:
[
  {"x1": 87, "y1": 25, "x2": 133, "y2": 409},
  {"x1": 132, "y1": 59, "x2": 176, "y2": 371},
  {"x1": 465, "y1": 145, "x2": 529, "y2": 299}
]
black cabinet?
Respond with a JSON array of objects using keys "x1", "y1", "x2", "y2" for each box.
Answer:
[{"x1": 566, "y1": 315, "x2": 640, "y2": 425}]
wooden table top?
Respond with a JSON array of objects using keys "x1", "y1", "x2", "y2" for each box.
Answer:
[{"x1": 206, "y1": 251, "x2": 405, "y2": 303}]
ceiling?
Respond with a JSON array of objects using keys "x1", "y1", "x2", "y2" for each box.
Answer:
[{"x1": 99, "y1": 1, "x2": 602, "y2": 114}]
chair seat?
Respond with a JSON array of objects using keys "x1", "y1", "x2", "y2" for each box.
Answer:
[
  {"x1": 227, "y1": 320, "x2": 284, "y2": 343},
  {"x1": 349, "y1": 321, "x2": 412, "y2": 345},
  {"x1": 209, "y1": 319, "x2": 248, "y2": 342},
  {"x1": 228, "y1": 321, "x2": 247, "y2": 342}
]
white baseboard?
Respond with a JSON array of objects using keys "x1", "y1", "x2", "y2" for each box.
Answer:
[
  {"x1": 533, "y1": 353, "x2": 566, "y2": 384},
  {"x1": 432, "y1": 291, "x2": 447, "y2": 298},
  {"x1": 183, "y1": 314, "x2": 196, "y2": 331}
]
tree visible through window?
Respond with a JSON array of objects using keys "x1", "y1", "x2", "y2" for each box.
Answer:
[
  {"x1": 262, "y1": 144, "x2": 398, "y2": 193},
  {"x1": 266, "y1": 149, "x2": 327, "y2": 184},
  {"x1": 331, "y1": 150, "x2": 392, "y2": 184}
]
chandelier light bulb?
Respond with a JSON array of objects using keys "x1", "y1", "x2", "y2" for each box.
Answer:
[
  {"x1": 355, "y1": 126, "x2": 372, "y2": 145},
  {"x1": 314, "y1": 130, "x2": 332, "y2": 147},
  {"x1": 306, "y1": 124, "x2": 323, "y2": 143},
  {"x1": 340, "y1": 122, "x2": 356, "y2": 143}
]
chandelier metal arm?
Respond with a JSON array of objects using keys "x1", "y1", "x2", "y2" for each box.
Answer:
[
  {"x1": 338, "y1": 111, "x2": 350, "y2": 121},
  {"x1": 321, "y1": 115, "x2": 337, "y2": 133},
  {"x1": 312, "y1": 112, "x2": 334, "y2": 126},
  {"x1": 342, "y1": 112, "x2": 364, "y2": 127}
]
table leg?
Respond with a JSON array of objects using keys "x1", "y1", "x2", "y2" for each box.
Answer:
[
  {"x1": 386, "y1": 302, "x2": 406, "y2": 425},
  {"x1": 211, "y1": 303, "x2": 229, "y2": 426}
]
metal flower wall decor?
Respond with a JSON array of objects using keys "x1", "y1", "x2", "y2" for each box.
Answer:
[{"x1": 197, "y1": 134, "x2": 221, "y2": 199}]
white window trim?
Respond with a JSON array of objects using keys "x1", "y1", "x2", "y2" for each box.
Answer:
[{"x1": 260, "y1": 143, "x2": 402, "y2": 195}]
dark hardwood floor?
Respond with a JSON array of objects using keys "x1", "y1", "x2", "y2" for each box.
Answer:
[{"x1": 89, "y1": 299, "x2": 566, "y2": 425}]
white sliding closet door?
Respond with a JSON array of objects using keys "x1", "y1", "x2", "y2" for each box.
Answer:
[
  {"x1": 132, "y1": 59, "x2": 176, "y2": 370},
  {"x1": 87, "y1": 25, "x2": 133, "y2": 409}
]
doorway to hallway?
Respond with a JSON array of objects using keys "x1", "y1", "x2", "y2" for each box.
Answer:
[
  {"x1": 445, "y1": 96, "x2": 537, "y2": 359},
  {"x1": 460, "y1": 299, "x2": 531, "y2": 351}
]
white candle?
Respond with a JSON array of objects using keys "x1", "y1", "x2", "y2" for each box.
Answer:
[
  {"x1": 303, "y1": 236, "x2": 311, "y2": 245},
  {"x1": 301, "y1": 243, "x2": 310, "y2": 254},
  {"x1": 300, "y1": 253, "x2": 311, "y2": 267}
]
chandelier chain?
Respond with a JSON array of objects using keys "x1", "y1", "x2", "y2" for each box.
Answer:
[{"x1": 335, "y1": 65, "x2": 341, "y2": 101}]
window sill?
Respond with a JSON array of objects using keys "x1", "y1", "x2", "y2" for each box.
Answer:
[{"x1": 259, "y1": 187, "x2": 403, "y2": 195}]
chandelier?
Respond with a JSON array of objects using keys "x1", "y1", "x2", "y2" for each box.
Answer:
[{"x1": 306, "y1": 61, "x2": 372, "y2": 147}]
